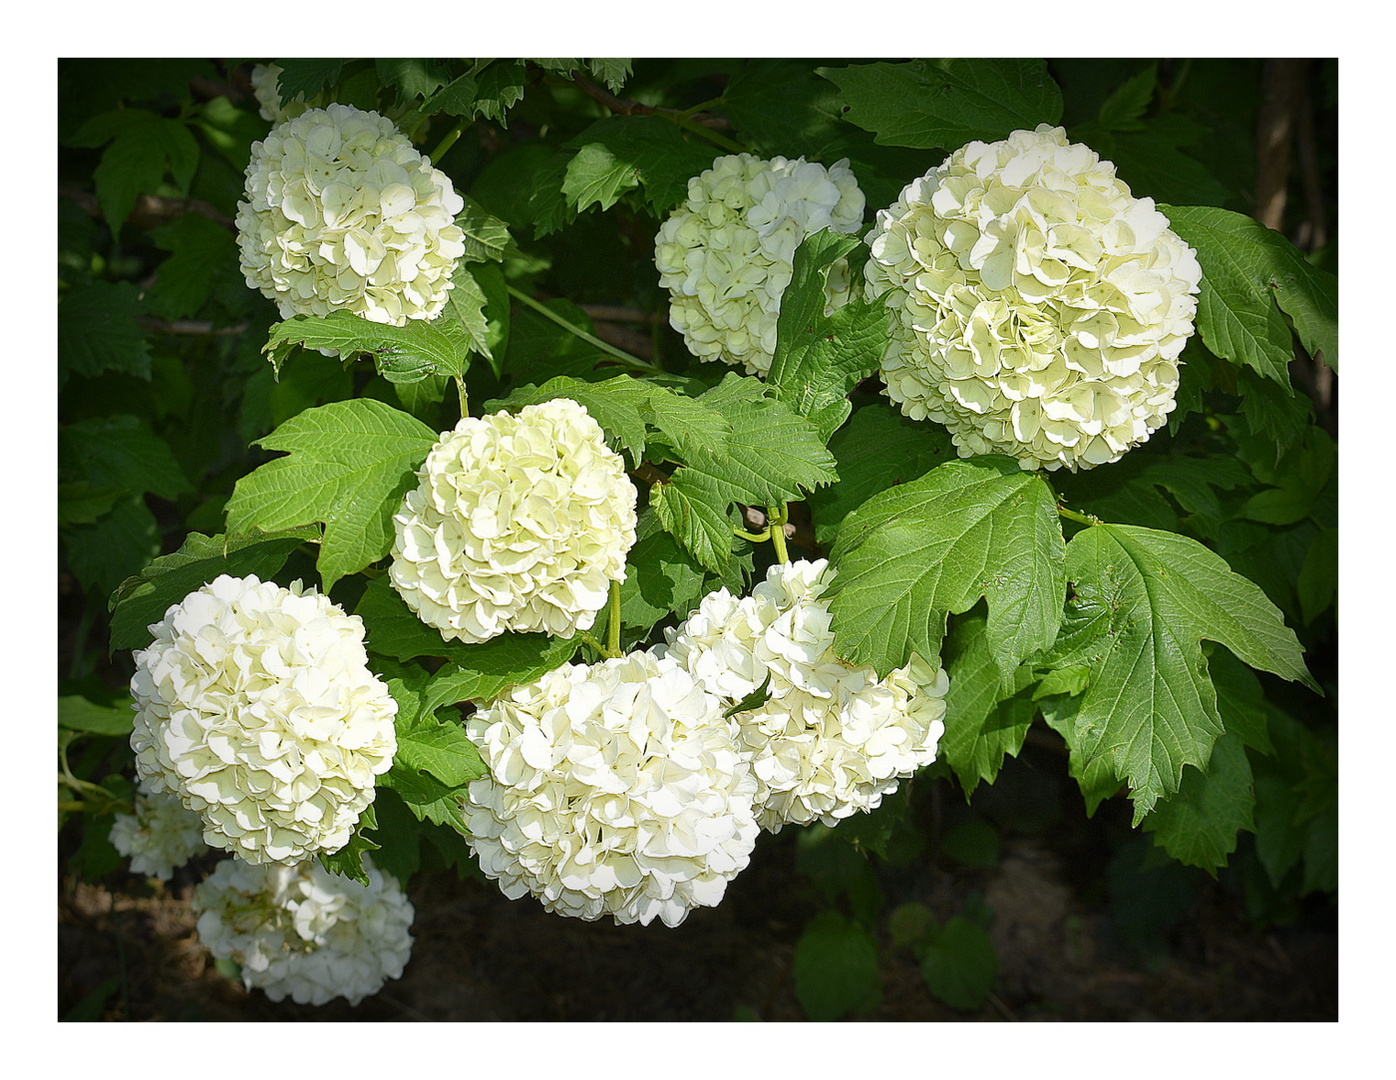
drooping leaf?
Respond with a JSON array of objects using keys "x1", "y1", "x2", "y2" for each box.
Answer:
[
  {"x1": 1142, "y1": 732, "x2": 1255, "y2": 875},
  {"x1": 392, "y1": 710, "x2": 487, "y2": 788},
  {"x1": 827, "y1": 456, "x2": 1065, "y2": 678},
  {"x1": 1050, "y1": 523, "x2": 1317, "y2": 822},
  {"x1": 1163, "y1": 204, "x2": 1340, "y2": 387},
  {"x1": 767, "y1": 230, "x2": 890, "y2": 441},
  {"x1": 375, "y1": 58, "x2": 448, "y2": 104},
  {"x1": 61, "y1": 496, "x2": 161, "y2": 599},
  {"x1": 938, "y1": 612, "x2": 1036, "y2": 797},
  {"x1": 819, "y1": 58, "x2": 1063, "y2": 150},
  {"x1": 225, "y1": 398, "x2": 437, "y2": 590},
  {"x1": 561, "y1": 141, "x2": 639, "y2": 215},
  {"x1": 107, "y1": 527, "x2": 319, "y2": 652}
]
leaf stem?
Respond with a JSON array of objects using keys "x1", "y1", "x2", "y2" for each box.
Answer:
[
  {"x1": 1057, "y1": 504, "x2": 1102, "y2": 527},
  {"x1": 505, "y1": 284, "x2": 664, "y2": 375},
  {"x1": 606, "y1": 580, "x2": 623, "y2": 659},
  {"x1": 734, "y1": 527, "x2": 771, "y2": 544},
  {"x1": 428, "y1": 122, "x2": 466, "y2": 163},
  {"x1": 454, "y1": 375, "x2": 469, "y2": 420},
  {"x1": 669, "y1": 113, "x2": 746, "y2": 154},
  {"x1": 768, "y1": 503, "x2": 791, "y2": 563}
]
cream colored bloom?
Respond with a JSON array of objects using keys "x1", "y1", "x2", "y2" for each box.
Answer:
[
  {"x1": 236, "y1": 103, "x2": 466, "y2": 326},
  {"x1": 109, "y1": 788, "x2": 208, "y2": 880},
  {"x1": 193, "y1": 854, "x2": 414, "y2": 1007},
  {"x1": 129, "y1": 574, "x2": 398, "y2": 865},
  {"x1": 660, "y1": 559, "x2": 949, "y2": 832},
  {"x1": 463, "y1": 651, "x2": 759, "y2": 928},
  {"x1": 864, "y1": 124, "x2": 1202, "y2": 471},
  {"x1": 390, "y1": 398, "x2": 638, "y2": 644},
  {"x1": 655, "y1": 153, "x2": 866, "y2": 375}
]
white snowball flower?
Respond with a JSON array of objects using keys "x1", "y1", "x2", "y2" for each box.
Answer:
[
  {"x1": 390, "y1": 398, "x2": 638, "y2": 644},
  {"x1": 248, "y1": 63, "x2": 322, "y2": 124},
  {"x1": 462, "y1": 651, "x2": 759, "y2": 928},
  {"x1": 129, "y1": 574, "x2": 398, "y2": 865},
  {"x1": 236, "y1": 103, "x2": 467, "y2": 326},
  {"x1": 864, "y1": 124, "x2": 1203, "y2": 471},
  {"x1": 660, "y1": 559, "x2": 949, "y2": 832},
  {"x1": 655, "y1": 153, "x2": 866, "y2": 375},
  {"x1": 109, "y1": 787, "x2": 208, "y2": 880},
  {"x1": 193, "y1": 854, "x2": 414, "y2": 1007}
]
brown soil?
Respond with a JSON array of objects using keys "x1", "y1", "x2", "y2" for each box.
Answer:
[{"x1": 58, "y1": 822, "x2": 1337, "y2": 1023}]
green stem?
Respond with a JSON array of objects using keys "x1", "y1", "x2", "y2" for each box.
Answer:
[
  {"x1": 428, "y1": 122, "x2": 466, "y2": 163},
  {"x1": 670, "y1": 113, "x2": 746, "y2": 154},
  {"x1": 734, "y1": 527, "x2": 771, "y2": 544},
  {"x1": 606, "y1": 580, "x2": 622, "y2": 659},
  {"x1": 1057, "y1": 504, "x2": 1102, "y2": 527},
  {"x1": 768, "y1": 504, "x2": 790, "y2": 563},
  {"x1": 505, "y1": 284, "x2": 664, "y2": 375},
  {"x1": 454, "y1": 375, "x2": 469, "y2": 421}
]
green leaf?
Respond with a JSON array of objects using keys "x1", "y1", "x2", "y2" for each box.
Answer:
[
  {"x1": 271, "y1": 59, "x2": 344, "y2": 104},
  {"x1": 918, "y1": 916, "x2": 998, "y2": 1011},
  {"x1": 651, "y1": 376, "x2": 838, "y2": 571},
  {"x1": 225, "y1": 398, "x2": 437, "y2": 590},
  {"x1": 58, "y1": 695, "x2": 135, "y2": 737},
  {"x1": 1163, "y1": 204, "x2": 1340, "y2": 386},
  {"x1": 938, "y1": 612, "x2": 1036, "y2": 796},
  {"x1": 1143, "y1": 732, "x2": 1255, "y2": 874},
  {"x1": 1209, "y1": 648, "x2": 1273, "y2": 755},
  {"x1": 649, "y1": 471, "x2": 741, "y2": 574},
  {"x1": 425, "y1": 72, "x2": 478, "y2": 116},
  {"x1": 454, "y1": 196, "x2": 513, "y2": 264},
  {"x1": 1093, "y1": 63, "x2": 1156, "y2": 131},
  {"x1": 148, "y1": 214, "x2": 236, "y2": 319},
  {"x1": 58, "y1": 282, "x2": 152, "y2": 386},
  {"x1": 317, "y1": 802, "x2": 379, "y2": 886},
  {"x1": 561, "y1": 141, "x2": 639, "y2": 215},
  {"x1": 1239, "y1": 426, "x2": 1336, "y2": 526},
  {"x1": 355, "y1": 577, "x2": 578, "y2": 699},
  {"x1": 806, "y1": 403, "x2": 955, "y2": 546},
  {"x1": 375, "y1": 58, "x2": 448, "y2": 104},
  {"x1": 1053, "y1": 524, "x2": 1317, "y2": 822},
  {"x1": 617, "y1": 510, "x2": 710, "y2": 633},
  {"x1": 827, "y1": 456, "x2": 1065, "y2": 678},
  {"x1": 793, "y1": 912, "x2": 882, "y2": 1021},
  {"x1": 561, "y1": 115, "x2": 719, "y2": 216},
  {"x1": 264, "y1": 311, "x2": 467, "y2": 383},
  {"x1": 469, "y1": 60, "x2": 528, "y2": 125},
  {"x1": 820, "y1": 58, "x2": 1063, "y2": 150},
  {"x1": 392, "y1": 711, "x2": 487, "y2": 788},
  {"x1": 58, "y1": 482, "x2": 124, "y2": 528},
  {"x1": 490, "y1": 373, "x2": 732, "y2": 469},
  {"x1": 107, "y1": 527, "x2": 318, "y2": 652},
  {"x1": 61, "y1": 496, "x2": 161, "y2": 598},
  {"x1": 60, "y1": 415, "x2": 190, "y2": 501},
  {"x1": 722, "y1": 59, "x2": 847, "y2": 159},
  {"x1": 1250, "y1": 709, "x2": 1337, "y2": 896},
  {"x1": 67, "y1": 108, "x2": 199, "y2": 235},
  {"x1": 767, "y1": 230, "x2": 890, "y2": 441},
  {"x1": 1297, "y1": 526, "x2": 1338, "y2": 625}
]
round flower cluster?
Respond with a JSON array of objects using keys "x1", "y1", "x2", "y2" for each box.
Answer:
[
  {"x1": 864, "y1": 124, "x2": 1203, "y2": 471},
  {"x1": 654, "y1": 152, "x2": 866, "y2": 375},
  {"x1": 462, "y1": 651, "x2": 759, "y2": 928},
  {"x1": 390, "y1": 398, "x2": 638, "y2": 644},
  {"x1": 248, "y1": 63, "x2": 322, "y2": 125},
  {"x1": 660, "y1": 559, "x2": 949, "y2": 832},
  {"x1": 129, "y1": 574, "x2": 398, "y2": 865},
  {"x1": 193, "y1": 854, "x2": 414, "y2": 1007},
  {"x1": 236, "y1": 103, "x2": 467, "y2": 326},
  {"x1": 109, "y1": 788, "x2": 208, "y2": 880}
]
